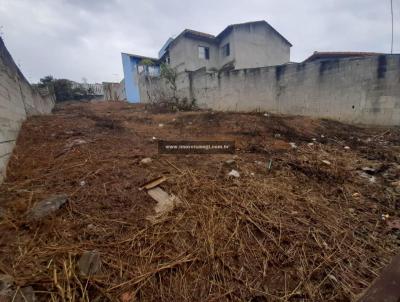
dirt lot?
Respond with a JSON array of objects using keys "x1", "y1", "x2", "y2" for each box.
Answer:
[{"x1": 0, "y1": 101, "x2": 400, "y2": 301}]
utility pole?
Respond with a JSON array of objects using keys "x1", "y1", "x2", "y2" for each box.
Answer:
[{"x1": 391, "y1": 0, "x2": 394, "y2": 54}]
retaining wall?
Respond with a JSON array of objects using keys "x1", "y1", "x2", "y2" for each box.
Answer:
[
  {"x1": 139, "y1": 54, "x2": 400, "y2": 126},
  {"x1": 0, "y1": 38, "x2": 54, "y2": 182}
]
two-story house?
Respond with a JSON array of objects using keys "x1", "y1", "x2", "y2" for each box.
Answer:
[
  {"x1": 159, "y1": 21, "x2": 292, "y2": 72},
  {"x1": 122, "y1": 21, "x2": 292, "y2": 102}
]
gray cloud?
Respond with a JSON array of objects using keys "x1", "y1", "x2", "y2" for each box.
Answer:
[{"x1": 0, "y1": 0, "x2": 398, "y2": 83}]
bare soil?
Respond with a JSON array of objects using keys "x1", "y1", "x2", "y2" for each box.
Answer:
[{"x1": 0, "y1": 101, "x2": 400, "y2": 301}]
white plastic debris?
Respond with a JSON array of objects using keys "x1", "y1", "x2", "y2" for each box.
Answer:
[
  {"x1": 158, "y1": 123, "x2": 164, "y2": 128},
  {"x1": 344, "y1": 146, "x2": 351, "y2": 150},
  {"x1": 152, "y1": 136, "x2": 157, "y2": 140},
  {"x1": 228, "y1": 169, "x2": 240, "y2": 178},
  {"x1": 80, "y1": 180, "x2": 86, "y2": 186},
  {"x1": 312, "y1": 138, "x2": 317, "y2": 142},
  {"x1": 140, "y1": 158, "x2": 152, "y2": 164},
  {"x1": 250, "y1": 172, "x2": 255, "y2": 176},
  {"x1": 225, "y1": 159, "x2": 235, "y2": 165},
  {"x1": 264, "y1": 113, "x2": 269, "y2": 117},
  {"x1": 289, "y1": 142, "x2": 297, "y2": 149},
  {"x1": 320, "y1": 134, "x2": 325, "y2": 138},
  {"x1": 322, "y1": 160, "x2": 331, "y2": 166},
  {"x1": 307, "y1": 143, "x2": 314, "y2": 147},
  {"x1": 381, "y1": 214, "x2": 390, "y2": 220}
]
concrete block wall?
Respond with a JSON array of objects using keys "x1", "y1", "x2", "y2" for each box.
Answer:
[
  {"x1": 139, "y1": 54, "x2": 400, "y2": 126},
  {"x1": 0, "y1": 38, "x2": 54, "y2": 182}
]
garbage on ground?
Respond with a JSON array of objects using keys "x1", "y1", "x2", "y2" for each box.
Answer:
[
  {"x1": 146, "y1": 187, "x2": 181, "y2": 222},
  {"x1": 225, "y1": 159, "x2": 235, "y2": 165},
  {"x1": 28, "y1": 194, "x2": 68, "y2": 220},
  {"x1": 228, "y1": 169, "x2": 240, "y2": 178},
  {"x1": 139, "y1": 176, "x2": 167, "y2": 191},
  {"x1": 289, "y1": 142, "x2": 297, "y2": 149},
  {"x1": 307, "y1": 143, "x2": 314, "y2": 147},
  {"x1": 381, "y1": 214, "x2": 390, "y2": 221},
  {"x1": 344, "y1": 146, "x2": 351, "y2": 150},
  {"x1": 78, "y1": 250, "x2": 101, "y2": 276},
  {"x1": 79, "y1": 180, "x2": 86, "y2": 186},
  {"x1": 65, "y1": 138, "x2": 87, "y2": 149},
  {"x1": 140, "y1": 157, "x2": 152, "y2": 164},
  {"x1": 267, "y1": 159, "x2": 273, "y2": 170},
  {"x1": 322, "y1": 160, "x2": 331, "y2": 166},
  {"x1": 361, "y1": 167, "x2": 376, "y2": 174},
  {"x1": 359, "y1": 171, "x2": 376, "y2": 183},
  {"x1": 158, "y1": 123, "x2": 164, "y2": 128},
  {"x1": 264, "y1": 113, "x2": 269, "y2": 117}
]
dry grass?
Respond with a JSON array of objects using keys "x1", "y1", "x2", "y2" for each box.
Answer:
[{"x1": 0, "y1": 101, "x2": 399, "y2": 301}]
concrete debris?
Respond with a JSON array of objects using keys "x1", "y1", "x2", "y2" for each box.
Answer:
[
  {"x1": 289, "y1": 142, "x2": 297, "y2": 149},
  {"x1": 65, "y1": 139, "x2": 87, "y2": 149},
  {"x1": 322, "y1": 160, "x2": 331, "y2": 166},
  {"x1": 140, "y1": 158, "x2": 152, "y2": 164},
  {"x1": 359, "y1": 172, "x2": 376, "y2": 183},
  {"x1": 228, "y1": 169, "x2": 240, "y2": 178},
  {"x1": 362, "y1": 167, "x2": 376, "y2": 174},
  {"x1": 0, "y1": 275, "x2": 13, "y2": 291},
  {"x1": 28, "y1": 195, "x2": 68, "y2": 220},
  {"x1": 78, "y1": 251, "x2": 101, "y2": 276},
  {"x1": 139, "y1": 176, "x2": 167, "y2": 191},
  {"x1": 146, "y1": 187, "x2": 181, "y2": 221}
]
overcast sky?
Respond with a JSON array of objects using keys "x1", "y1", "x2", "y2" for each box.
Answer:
[{"x1": 0, "y1": 0, "x2": 398, "y2": 83}]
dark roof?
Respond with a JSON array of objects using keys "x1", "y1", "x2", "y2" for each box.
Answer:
[
  {"x1": 121, "y1": 52, "x2": 159, "y2": 62},
  {"x1": 304, "y1": 51, "x2": 383, "y2": 63},
  {"x1": 166, "y1": 20, "x2": 292, "y2": 51},
  {"x1": 216, "y1": 20, "x2": 292, "y2": 46}
]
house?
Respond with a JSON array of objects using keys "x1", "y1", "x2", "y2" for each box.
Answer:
[{"x1": 121, "y1": 20, "x2": 292, "y2": 102}]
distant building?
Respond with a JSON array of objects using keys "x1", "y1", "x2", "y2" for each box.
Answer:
[
  {"x1": 121, "y1": 20, "x2": 292, "y2": 102},
  {"x1": 303, "y1": 51, "x2": 383, "y2": 63}
]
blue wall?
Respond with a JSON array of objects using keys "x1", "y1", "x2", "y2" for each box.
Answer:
[{"x1": 121, "y1": 53, "x2": 140, "y2": 103}]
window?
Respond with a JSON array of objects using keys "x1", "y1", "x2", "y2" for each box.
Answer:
[
  {"x1": 222, "y1": 43, "x2": 230, "y2": 57},
  {"x1": 198, "y1": 46, "x2": 210, "y2": 60}
]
